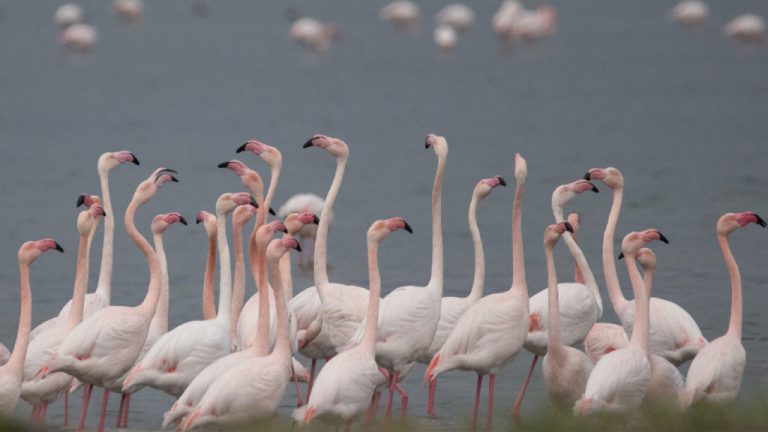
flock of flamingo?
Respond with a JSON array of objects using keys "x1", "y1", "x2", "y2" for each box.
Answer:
[{"x1": 0, "y1": 133, "x2": 763, "y2": 432}]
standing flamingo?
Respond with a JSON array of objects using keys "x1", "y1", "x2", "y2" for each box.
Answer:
[
  {"x1": 380, "y1": 1, "x2": 420, "y2": 34},
  {"x1": 683, "y1": 212, "x2": 765, "y2": 406},
  {"x1": 0, "y1": 239, "x2": 63, "y2": 415},
  {"x1": 122, "y1": 192, "x2": 256, "y2": 397},
  {"x1": 425, "y1": 154, "x2": 529, "y2": 431},
  {"x1": 670, "y1": 1, "x2": 708, "y2": 28},
  {"x1": 111, "y1": 212, "x2": 187, "y2": 429},
  {"x1": 196, "y1": 211, "x2": 218, "y2": 320},
  {"x1": 585, "y1": 167, "x2": 706, "y2": 364},
  {"x1": 179, "y1": 236, "x2": 301, "y2": 430},
  {"x1": 423, "y1": 175, "x2": 505, "y2": 417},
  {"x1": 42, "y1": 168, "x2": 177, "y2": 432},
  {"x1": 435, "y1": 4, "x2": 474, "y2": 32},
  {"x1": 574, "y1": 229, "x2": 669, "y2": 415},
  {"x1": 296, "y1": 218, "x2": 412, "y2": 427},
  {"x1": 278, "y1": 194, "x2": 325, "y2": 266},
  {"x1": 724, "y1": 15, "x2": 765, "y2": 44}
]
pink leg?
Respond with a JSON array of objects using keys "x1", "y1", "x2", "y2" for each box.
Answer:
[
  {"x1": 29, "y1": 406, "x2": 37, "y2": 422},
  {"x1": 97, "y1": 387, "x2": 110, "y2": 432},
  {"x1": 364, "y1": 391, "x2": 381, "y2": 423},
  {"x1": 77, "y1": 384, "x2": 93, "y2": 432},
  {"x1": 384, "y1": 370, "x2": 398, "y2": 423},
  {"x1": 291, "y1": 364, "x2": 305, "y2": 407},
  {"x1": 64, "y1": 390, "x2": 69, "y2": 426},
  {"x1": 41, "y1": 401, "x2": 49, "y2": 422},
  {"x1": 122, "y1": 393, "x2": 132, "y2": 428},
  {"x1": 117, "y1": 394, "x2": 126, "y2": 428},
  {"x1": 306, "y1": 358, "x2": 318, "y2": 399},
  {"x1": 395, "y1": 383, "x2": 409, "y2": 419},
  {"x1": 512, "y1": 355, "x2": 538, "y2": 423},
  {"x1": 427, "y1": 378, "x2": 438, "y2": 417},
  {"x1": 472, "y1": 374, "x2": 483, "y2": 431},
  {"x1": 486, "y1": 374, "x2": 496, "y2": 432}
]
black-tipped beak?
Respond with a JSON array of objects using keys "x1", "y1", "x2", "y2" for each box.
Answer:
[
  {"x1": 583, "y1": 172, "x2": 591, "y2": 181},
  {"x1": 196, "y1": 217, "x2": 203, "y2": 224},
  {"x1": 303, "y1": 138, "x2": 315, "y2": 148},
  {"x1": 404, "y1": 221, "x2": 413, "y2": 234},
  {"x1": 179, "y1": 216, "x2": 188, "y2": 226},
  {"x1": 755, "y1": 214, "x2": 767, "y2": 227},
  {"x1": 269, "y1": 207, "x2": 276, "y2": 216},
  {"x1": 236, "y1": 143, "x2": 247, "y2": 153},
  {"x1": 590, "y1": 183, "x2": 599, "y2": 193},
  {"x1": 130, "y1": 153, "x2": 140, "y2": 165},
  {"x1": 250, "y1": 196, "x2": 259, "y2": 208},
  {"x1": 294, "y1": 242, "x2": 302, "y2": 252},
  {"x1": 618, "y1": 252, "x2": 624, "y2": 260},
  {"x1": 101, "y1": 209, "x2": 108, "y2": 218},
  {"x1": 657, "y1": 232, "x2": 669, "y2": 244},
  {"x1": 497, "y1": 177, "x2": 507, "y2": 187},
  {"x1": 563, "y1": 222, "x2": 574, "y2": 233},
  {"x1": 54, "y1": 242, "x2": 64, "y2": 253},
  {"x1": 424, "y1": 137, "x2": 430, "y2": 149},
  {"x1": 160, "y1": 168, "x2": 178, "y2": 174},
  {"x1": 217, "y1": 161, "x2": 231, "y2": 168},
  {"x1": 313, "y1": 215, "x2": 320, "y2": 225},
  {"x1": 281, "y1": 226, "x2": 288, "y2": 234},
  {"x1": 76, "y1": 195, "x2": 86, "y2": 208}
]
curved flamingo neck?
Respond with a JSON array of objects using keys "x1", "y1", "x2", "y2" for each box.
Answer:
[
  {"x1": 279, "y1": 253, "x2": 293, "y2": 301},
  {"x1": 151, "y1": 233, "x2": 170, "y2": 335},
  {"x1": 361, "y1": 238, "x2": 381, "y2": 350},
  {"x1": 718, "y1": 234, "x2": 742, "y2": 339},
  {"x1": 603, "y1": 187, "x2": 628, "y2": 315},
  {"x1": 572, "y1": 230, "x2": 585, "y2": 284},
  {"x1": 230, "y1": 220, "x2": 246, "y2": 343},
  {"x1": 66, "y1": 231, "x2": 91, "y2": 327},
  {"x1": 95, "y1": 169, "x2": 114, "y2": 301},
  {"x1": 553, "y1": 204, "x2": 602, "y2": 314},
  {"x1": 314, "y1": 155, "x2": 347, "y2": 291},
  {"x1": 625, "y1": 254, "x2": 649, "y2": 353},
  {"x1": 7, "y1": 262, "x2": 32, "y2": 374},
  {"x1": 249, "y1": 188, "x2": 266, "y2": 294},
  {"x1": 252, "y1": 234, "x2": 271, "y2": 356},
  {"x1": 428, "y1": 155, "x2": 445, "y2": 292},
  {"x1": 510, "y1": 176, "x2": 526, "y2": 297},
  {"x1": 202, "y1": 236, "x2": 216, "y2": 320},
  {"x1": 263, "y1": 165, "x2": 281, "y2": 226},
  {"x1": 215, "y1": 211, "x2": 233, "y2": 326},
  {"x1": 545, "y1": 244, "x2": 562, "y2": 353},
  {"x1": 268, "y1": 252, "x2": 291, "y2": 357},
  {"x1": 467, "y1": 192, "x2": 484, "y2": 300},
  {"x1": 125, "y1": 198, "x2": 161, "y2": 316}
]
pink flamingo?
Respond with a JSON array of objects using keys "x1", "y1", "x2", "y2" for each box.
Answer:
[
  {"x1": 670, "y1": 1, "x2": 708, "y2": 28},
  {"x1": 196, "y1": 210, "x2": 218, "y2": 320},
  {"x1": 423, "y1": 176, "x2": 505, "y2": 417},
  {"x1": 683, "y1": 212, "x2": 765, "y2": 406},
  {"x1": 42, "y1": 168, "x2": 177, "y2": 432},
  {"x1": 0, "y1": 239, "x2": 63, "y2": 415},
  {"x1": 574, "y1": 229, "x2": 669, "y2": 415},
  {"x1": 724, "y1": 15, "x2": 765, "y2": 44},
  {"x1": 278, "y1": 194, "x2": 325, "y2": 266},
  {"x1": 425, "y1": 154, "x2": 529, "y2": 431},
  {"x1": 380, "y1": 1, "x2": 420, "y2": 34}
]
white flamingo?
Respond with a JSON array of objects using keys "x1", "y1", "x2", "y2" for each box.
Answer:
[
  {"x1": 574, "y1": 229, "x2": 669, "y2": 415},
  {"x1": 435, "y1": 4, "x2": 474, "y2": 33},
  {"x1": 683, "y1": 212, "x2": 765, "y2": 406},
  {"x1": 423, "y1": 175, "x2": 504, "y2": 417},
  {"x1": 113, "y1": 0, "x2": 143, "y2": 24},
  {"x1": 55, "y1": 3, "x2": 83, "y2": 28},
  {"x1": 425, "y1": 154, "x2": 529, "y2": 431},
  {"x1": 289, "y1": 17, "x2": 340, "y2": 52},
  {"x1": 670, "y1": 1, "x2": 708, "y2": 28},
  {"x1": 724, "y1": 14, "x2": 765, "y2": 44},
  {"x1": 60, "y1": 23, "x2": 98, "y2": 53},
  {"x1": 379, "y1": 1, "x2": 420, "y2": 33},
  {"x1": 0, "y1": 239, "x2": 63, "y2": 416}
]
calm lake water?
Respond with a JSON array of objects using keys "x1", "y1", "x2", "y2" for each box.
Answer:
[{"x1": 1, "y1": 0, "x2": 767, "y2": 429}]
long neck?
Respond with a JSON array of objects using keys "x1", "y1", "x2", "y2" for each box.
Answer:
[
  {"x1": 95, "y1": 169, "x2": 114, "y2": 300},
  {"x1": 251, "y1": 236, "x2": 271, "y2": 356},
  {"x1": 126, "y1": 199, "x2": 161, "y2": 315},
  {"x1": 314, "y1": 156, "x2": 347, "y2": 290},
  {"x1": 215, "y1": 212, "x2": 233, "y2": 324},
  {"x1": 719, "y1": 234, "x2": 742, "y2": 339},
  {"x1": 269, "y1": 253, "x2": 291, "y2": 357},
  {"x1": 643, "y1": 267, "x2": 654, "y2": 294},
  {"x1": 361, "y1": 238, "x2": 381, "y2": 350},
  {"x1": 279, "y1": 253, "x2": 293, "y2": 301},
  {"x1": 230, "y1": 221, "x2": 246, "y2": 342},
  {"x1": 262, "y1": 165, "x2": 281, "y2": 227},
  {"x1": 7, "y1": 263, "x2": 32, "y2": 373},
  {"x1": 202, "y1": 235, "x2": 216, "y2": 320},
  {"x1": 249, "y1": 190, "x2": 266, "y2": 293},
  {"x1": 603, "y1": 187, "x2": 628, "y2": 314},
  {"x1": 625, "y1": 254, "x2": 649, "y2": 353},
  {"x1": 510, "y1": 177, "x2": 526, "y2": 298},
  {"x1": 545, "y1": 245, "x2": 562, "y2": 352},
  {"x1": 66, "y1": 232, "x2": 91, "y2": 326},
  {"x1": 571, "y1": 230, "x2": 585, "y2": 284},
  {"x1": 428, "y1": 155, "x2": 445, "y2": 291},
  {"x1": 553, "y1": 205, "x2": 602, "y2": 314},
  {"x1": 151, "y1": 233, "x2": 169, "y2": 335},
  {"x1": 467, "y1": 193, "x2": 484, "y2": 300}
]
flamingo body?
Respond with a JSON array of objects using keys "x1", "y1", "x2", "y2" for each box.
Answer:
[
  {"x1": 574, "y1": 346, "x2": 650, "y2": 415},
  {"x1": 525, "y1": 284, "x2": 599, "y2": 355},
  {"x1": 583, "y1": 322, "x2": 628, "y2": 364}
]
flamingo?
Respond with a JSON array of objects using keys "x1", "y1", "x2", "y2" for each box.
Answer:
[
  {"x1": 435, "y1": 4, "x2": 474, "y2": 33},
  {"x1": 512, "y1": 179, "x2": 601, "y2": 419},
  {"x1": 55, "y1": 3, "x2": 83, "y2": 28},
  {"x1": 60, "y1": 23, "x2": 98, "y2": 53},
  {"x1": 0, "y1": 239, "x2": 63, "y2": 415},
  {"x1": 113, "y1": 0, "x2": 143, "y2": 24},
  {"x1": 278, "y1": 193, "x2": 325, "y2": 266},
  {"x1": 540, "y1": 221, "x2": 593, "y2": 413},
  {"x1": 290, "y1": 135, "x2": 369, "y2": 399},
  {"x1": 434, "y1": 25, "x2": 458, "y2": 53},
  {"x1": 111, "y1": 212, "x2": 187, "y2": 429},
  {"x1": 196, "y1": 211, "x2": 218, "y2": 320},
  {"x1": 425, "y1": 153, "x2": 529, "y2": 431},
  {"x1": 510, "y1": 5, "x2": 557, "y2": 41},
  {"x1": 296, "y1": 218, "x2": 412, "y2": 427},
  {"x1": 492, "y1": 1, "x2": 522, "y2": 40},
  {"x1": 379, "y1": 1, "x2": 420, "y2": 34},
  {"x1": 289, "y1": 17, "x2": 340, "y2": 52},
  {"x1": 585, "y1": 167, "x2": 706, "y2": 364},
  {"x1": 179, "y1": 236, "x2": 301, "y2": 431},
  {"x1": 574, "y1": 229, "x2": 669, "y2": 416},
  {"x1": 121, "y1": 192, "x2": 256, "y2": 397},
  {"x1": 228, "y1": 204, "x2": 260, "y2": 347},
  {"x1": 162, "y1": 219, "x2": 287, "y2": 429},
  {"x1": 670, "y1": 1, "x2": 708, "y2": 28},
  {"x1": 42, "y1": 168, "x2": 177, "y2": 432},
  {"x1": 422, "y1": 175, "x2": 505, "y2": 417},
  {"x1": 683, "y1": 212, "x2": 765, "y2": 406},
  {"x1": 22, "y1": 205, "x2": 105, "y2": 424},
  {"x1": 724, "y1": 15, "x2": 765, "y2": 44}
]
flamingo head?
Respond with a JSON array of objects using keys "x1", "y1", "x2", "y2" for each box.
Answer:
[
  {"x1": 218, "y1": 159, "x2": 265, "y2": 199},
  {"x1": 584, "y1": 167, "x2": 623, "y2": 190},
  {"x1": 216, "y1": 192, "x2": 257, "y2": 216},
  {"x1": 544, "y1": 221, "x2": 574, "y2": 247},
  {"x1": 266, "y1": 235, "x2": 302, "y2": 263},
  {"x1": 76, "y1": 194, "x2": 101, "y2": 209},
  {"x1": 196, "y1": 211, "x2": 218, "y2": 238},
  {"x1": 514, "y1": 153, "x2": 527, "y2": 184},
  {"x1": 717, "y1": 211, "x2": 767, "y2": 236},
  {"x1": 19, "y1": 238, "x2": 64, "y2": 264},
  {"x1": 635, "y1": 247, "x2": 657, "y2": 271},
  {"x1": 98, "y1": 150, "x2": 139, "y2": 173},
  {"x1": 152, "y1": 212, "x2": 187, "y2": 235},
  {"x1": 255, "y1": 220, "x2": 287, "y2": 249},
  {"x1": 304, "y1": 134, "x2": 349, "y2": 159},
  {"x1": 237, "y1": 140, "x2": 283, "y2": 169},
  {"x1": 476, "y1": 175, "x2": 506, "y2": 199},
  {"x1": 284, "y1": 212, "x2": 319, "y2": 235},
  {"x1": 551, "y1": 179, "x2": 598, "y2": 214},
  {"x1": 77, "y1": 205, "x2": 105, "y2": 236},
  {"x1": 620, "y1": 229, "x2": 669, "y2": 259},
  {"x1": 232, "y1": 204, "x2": 258, "y2": 228},
  {"x1": 132, "y1": 168, "x2": 178, "y2": 205},
  {"x1": 425, "y1": 133, "x2": 448, "y2": 158},
  {"x1": 368, "y1": 217, "x2": 413, "y2": 241},
  {"x1": 567, "y1": 213, "x2": 581, "y2": 236}
]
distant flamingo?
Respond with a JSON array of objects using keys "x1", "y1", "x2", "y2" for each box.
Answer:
[
  {"x1": 492, "y1": 1, "x2": 522, "y2": 41},
  {"x1": 425, "y1": 154, "x2": 529, "y2": 431},
  {"x1": 55, "y1": 3, "x2": 83, "y2": 28},
  {"x1": 43, "y1": 168, "x2": 177, "y2": 432},
  {"x1": 423, "y1": 175, "x2": 505, "y2": 417},
  {"x1": 683, "y1": 212, "x2": 765, "y2": 406},
  {"x1": 435, "y1": 4, "x2": 474, "y2": 33},
  {"x1": 122, "y1": 192, "x2": 255, "y2": 397},
  {"x1": 60, "y1": 23, "x2": 98, "y2": 53},
  {"x1": 278, "y1": 193, "x2": 325, "y2": 266},
  {"x1": 670, "y1": 1, "x2": 708, "y2": 28},
  {"x1": 434, "y1": 25, "x2": 458, "y2": 53},
  {"x1": 196, "y1": 211, "x2": 218, "y2": 320},
  {"x1": 179, "y1": 236, "x2": 301, "y2": 430},
  {"x1": 113, "y1": 0, "x2": 143, "y2": 24},
  {"x1": 510, "y1": 5, "x2": 557, "y2": 41},
  {"x1": 574, "y1": 229, "x2": 669, "y2": 415},
  {"x1": 296, "y1": 218, "x2": 412, "y2": 427},
  {"x1": 112, "y1": 212, "x2": 187, "y2": 429},
  {"x1": 585, "y1": 167, "x2": 706, "y2": 364},
  {"x1": 724, "y1": 15, "x2": 765, "y2": 44},
  {"x1": 289, "y1": 17, "x2": 340, "y2": 52},
  {"x1": 380, "y1": 1, "x2": 420, "y2": 34}
]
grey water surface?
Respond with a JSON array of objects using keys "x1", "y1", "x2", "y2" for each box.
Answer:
[{"x1": 1, "y1": 0, "x2": 767, "y2": 430}]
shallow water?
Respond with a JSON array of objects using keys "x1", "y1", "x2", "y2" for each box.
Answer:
[{"x1": 1, "y1": 0, "x2": 767, "y2": 429}]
